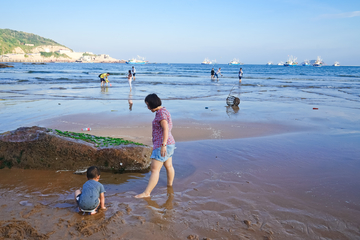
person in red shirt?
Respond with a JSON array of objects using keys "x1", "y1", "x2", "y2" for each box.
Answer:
[{"x1": 135, "y1": 94, "x2": 176, "y2": 198}]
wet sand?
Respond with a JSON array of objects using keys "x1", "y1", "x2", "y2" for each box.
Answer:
[{"x1": 1, "y1": 100, "x2": 360, "y2": 239}]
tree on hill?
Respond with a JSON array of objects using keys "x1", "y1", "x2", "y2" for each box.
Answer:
[{"x1": 0, "y1": 28, "x2": 71, "y2": 55}]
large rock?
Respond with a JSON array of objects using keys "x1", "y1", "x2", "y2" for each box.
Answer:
[
  {"x1": 0, "y1": 126, "x2": 152, "y2": 172},
  {"x1": 0, "y1": 63, "x2": 14, "y2": 68}
]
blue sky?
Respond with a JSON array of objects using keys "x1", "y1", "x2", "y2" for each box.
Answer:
[{"x1": 1, "y1": 0, "x2": 360, "y2": 65}]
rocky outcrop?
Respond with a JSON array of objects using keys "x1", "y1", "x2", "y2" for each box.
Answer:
[
  {"x1": 0, "y1": 127, "x2": 152, "y2": 173},
  {"x1": 0, "y1": 63, "x2": 14, "y2": 68}
]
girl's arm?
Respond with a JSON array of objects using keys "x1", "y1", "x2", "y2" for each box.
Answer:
[{"x1": 160, "y1": 119, "x2": 169, "y2": 157}]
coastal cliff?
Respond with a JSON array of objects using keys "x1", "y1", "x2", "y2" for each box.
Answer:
[{"x1": 0, "y1": 28, "x2": 122, "y2": 63}]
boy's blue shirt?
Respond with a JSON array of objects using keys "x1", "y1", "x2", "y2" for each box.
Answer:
[{"x1": 78, "y1": 179, "x2": 105, "y2": 210}]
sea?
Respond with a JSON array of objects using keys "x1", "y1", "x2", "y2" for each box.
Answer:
[
  {"x1": 1, "y1": 62, "x2": 359, "y2": 103},
  {"x1": 0, "y1": 62, "x2": 360, "y2": 132}
]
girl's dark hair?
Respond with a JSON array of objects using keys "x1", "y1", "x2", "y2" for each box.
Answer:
[
  {"x1": 87, "y1": 166, "x2": 100, "y2": 179},
  {"x1": 128, "y1": 70, "x2": 131, "y2": 74},
  {"x1": 145, "y1": 93, "x2": 162, "y2": 109}
]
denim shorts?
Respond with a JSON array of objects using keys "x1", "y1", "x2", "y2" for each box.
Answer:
[{"x1": 151, "y1": 144, "x2": 176, "y2": 162}]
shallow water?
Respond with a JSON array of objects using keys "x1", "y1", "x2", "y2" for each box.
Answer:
[
  {"x1": 1, "y1": 132, "x2": 359, "y2": 239},
  {"x1": 1, "y1": 63, "x2": 360, "y2": 239},
  {"x1": 1, "y1": 63, "x2": 359, "y2": 103}
]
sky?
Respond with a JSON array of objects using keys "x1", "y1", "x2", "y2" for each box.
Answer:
[{"x1": 1, "y1": 0, "x2": 360, "y2": 65}]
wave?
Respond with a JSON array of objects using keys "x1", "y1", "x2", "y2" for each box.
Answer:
[{"x1": 337, "y1": 75, "x2": 360, "y2": 78}]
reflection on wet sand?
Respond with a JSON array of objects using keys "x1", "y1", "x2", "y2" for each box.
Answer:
[
  {"x1": 101, "y1": 86, "x2": 109, "y2": 94},
  {"x1": 226, "y1": 105, "x2": 240, "y2": 117},
  {"x1": 128, "y1": 92, "x2": 133, "y2": 111},
  {"x1": 144, "y1": 187, "x2": 174, "y2": 212}
]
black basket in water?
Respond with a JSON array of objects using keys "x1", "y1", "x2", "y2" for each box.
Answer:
[{"x1": 226, "y1": 96, "x2": 240, "y2": 106}]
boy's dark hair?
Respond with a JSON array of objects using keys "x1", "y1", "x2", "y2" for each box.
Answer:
[
  {"x1": 87, "y1": 166, "x2": 101, "y2": 179},
  {"x1": 145, "y1": 93, "x2": 162, "y2": 109},
  {"x1": 107, "y1": 73, "x2": 110, "y2": 75}
]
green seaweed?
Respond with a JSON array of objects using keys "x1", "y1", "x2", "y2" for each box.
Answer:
[
  {"x1": 53, "y1": 129, "x2": 144, "y2": 147},
  {"x1": 0, "y1": 157, "x2": 13, "y2": 169},
  {"x1": 15, "y1": 150, "x2": 24, "y2": 164}
]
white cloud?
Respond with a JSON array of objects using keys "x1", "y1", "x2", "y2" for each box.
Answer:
[{"x1": 319, "y1": 11, "x2": 360, "y2": 19}]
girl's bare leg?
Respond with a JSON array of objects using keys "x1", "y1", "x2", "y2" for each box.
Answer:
[
  {"x1": 164, "y1": 157, "x2": 175, "y2": 186},
  {"x1": 135, "y1": 159, "x2": 163, "y2": 198}
]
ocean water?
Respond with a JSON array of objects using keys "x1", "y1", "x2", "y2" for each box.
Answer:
[{"x1": 0, "y1": 63, "x2": 359, "y2": 107}]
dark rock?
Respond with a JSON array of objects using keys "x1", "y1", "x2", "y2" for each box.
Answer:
[
  {"x1": 0, "y1": 126, "x2": 152, "y2": 172},
  {"x1": 0, "y1": 63, "x2": 14, "y2": 68}
]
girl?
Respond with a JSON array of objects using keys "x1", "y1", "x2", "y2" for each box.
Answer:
[
  {"x1": 135, "y1": 94, "x2": 176, "y2": 198},
  {"x1": 128, "y1": 70, "x2": 132, "y2": 90}
]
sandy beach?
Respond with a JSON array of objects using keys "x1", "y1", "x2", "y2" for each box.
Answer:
[
  {"x1": 1, "y1": 63, "x2": 359, "y2": 239},
  {"x1": 1, "y1": 99, "x2": 359, "y2": 239}
]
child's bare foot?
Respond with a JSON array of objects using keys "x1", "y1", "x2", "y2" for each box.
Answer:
[
  {"x1": 134, "y1": 192, "x2": 150, "y2": 198},
  {"x1": 90, "y1": 210, "x2": 97, "y2": 215}
]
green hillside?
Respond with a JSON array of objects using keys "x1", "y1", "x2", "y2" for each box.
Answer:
[{"x1": 0, "y1": 29, "x2": 70, "y2": 54}]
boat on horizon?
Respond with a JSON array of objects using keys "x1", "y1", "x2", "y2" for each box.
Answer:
[
  {"x1": 313, "y1": 56, "x2": 323, "y2": 67},
  {"x1": 201, "y1": 58, "x2": 212, "y2": 64},
  {"x1": 228, "y1": 58, "x2": 242, "y2": 65},
  {"x1": 277, "y1": 61, "x2": 284, "y2": 66},
  {"x1": 284, "y1": 56, "x2": 298, "y2": 66},
  {"x1": 333, "y1": 61, "x2": 340, "y2": 66},
  {"x1": 266, "y1": 61, "x2": 273, "y2": 65},
  {"x1": 302, "y1": 60, "x2": 311, "y2": 66},
  {"x1": 126, "y1": 55, "x2": 148, "y2": 64}
]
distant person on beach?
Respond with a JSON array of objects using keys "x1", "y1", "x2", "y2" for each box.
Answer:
[
  {"x1": 135, "y1": 94, "x2": 176, "y2": 198},
  {"x1": 211, "y1": 68, "x2": 215, "y2": 79},
  {"x1": 99, "y1": 73, "x2": 110, "y2": 87},
  {"x1": 214, "y1": 67, "x2": 223, "y2": 80},
  {"x1": 74, "y1": 166, "x2": 106, "y2": 215},
  {"x1": 131, "y1": 66, "x2": 136, "y2": 81},
  {"x1": 128, "y1": 70, "x2": 133, "y2": 90},
  {"x1": 238, "y1": 68, "x2": 243, "y2": 83}
]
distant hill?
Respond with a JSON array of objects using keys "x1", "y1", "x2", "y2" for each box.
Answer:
[{"x1": 0, "y1": 28, "x2": 71, "y2": 54}]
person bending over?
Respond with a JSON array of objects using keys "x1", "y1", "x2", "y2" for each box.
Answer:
[
  {"x1": 215, "y1": 67, "x2": 223, "y2": 81},
  {"x1": 99, "y1": 73, "x2": 110, "y2": 87}
]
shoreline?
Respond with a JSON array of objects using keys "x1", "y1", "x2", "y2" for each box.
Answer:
[{"x1": 35, "y1": 112, "x2": 301, "y2": 146}]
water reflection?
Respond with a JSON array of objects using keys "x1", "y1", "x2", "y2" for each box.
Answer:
[
  {"x1": 144, "y1": 187, "x2": 174, "y2": 212},
  {"x1": 226, "y1": 105, "x2": 240, "y2": 117},
  {"x1": 101, "y1": 86, "x2": 109, "y2": 94},
  {"x1": 128, "y1": 92, "x2": 133, "y2": 111}
]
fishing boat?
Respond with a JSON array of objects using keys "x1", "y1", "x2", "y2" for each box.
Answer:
[
  {"x1": 313, "y1": 56, "x2": 323, "y2": 67},
  {"x1": 333, "y1": 61, "x2": 340, "y2": 66},
  {"x1": 277, "y1": 61, "x2": 284, "y2": 66},
  {"x1": 266, "y1": 61, "x2": 273, "y2": 65},
  {"x1": 284, "y1": 56, "x2": 298, "y2": 66},
  {"x1": 126, "y1": 55, "x2": 148, "y2": 64},
  {"x1": 228, "y1": 58, "x2": 242, "y2": 65},
  {"x1": 302, "y1": 60, "x2": 311, "y2": 66},
  {"x1": 201, "y1": 58, "x2": 212, "y2": 64}
]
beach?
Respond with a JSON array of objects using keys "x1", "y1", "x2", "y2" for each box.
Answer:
[{"x1": 0, "y1": 63, "x2": 359, "y2": 239}]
